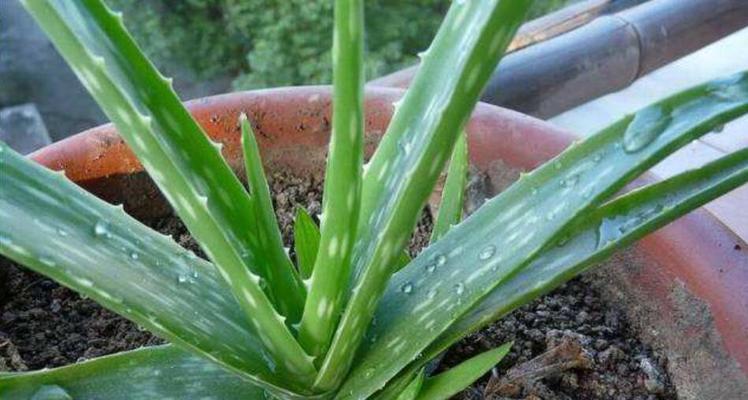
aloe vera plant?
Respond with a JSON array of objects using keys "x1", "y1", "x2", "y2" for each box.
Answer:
[{"x1": 1, "y1": 0, "x2": 747, "y2": 399}]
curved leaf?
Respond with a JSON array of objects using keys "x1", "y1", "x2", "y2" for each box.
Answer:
[
  {"x1": 0, "y1": 346, "x2": 264, "y2": 399},
  {"x1": 317, "y1": 1, "x2": 532, "y2": 390},
  {"x1": 0, "y1": 143, "x2": 314, "y2": 398},
  {"x1": 374, "y1": 141, "x2": 748, "y2": 399},
  {"x1": 294, "y1": 207, "x2": 321, "y2": 280},
  {"x1": 241, "y1": 114, "x2": 304, "y2": 324},
  {"x1": 339, "y1": 72, "x2": 748, "y2": 398},
  {"x1": 416, "y1": 342, "x2": 512, "y2": 400},
  {"x1": 434, "y1": 147, "x2": 748, "y2": 358},
  {"x1": 299, "y1": 0, "x2": 365, "y2": 359},
  {"x1": 19, "y1": 0, "x2": 313, "y2": 382},
  {"x1": 394, "y1": 370, "x2": 424, "y2": 400},
  {"x1": 431, "y1": 132, "x2": 469, "y2": 243}
]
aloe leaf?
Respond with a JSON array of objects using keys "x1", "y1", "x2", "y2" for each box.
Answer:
[
  {"x1": 416, "y1": 342, "x2": 512, "y2": 400},
  {"x1": 428, "y1": 147, "x2": 748, "y2": 363},
  {"x1": 0, "y1": 144, "x2": 316, "y2": 397},
  {"x1": 298, "y1": 0, "x2": 365, "y2": 359},
  {"x1": 392, "y1": 134, "x2": 469, "y2": 299},
  {"x1": 241, "y1": 114, "x2": 305, "y2": 323},
  {"x1": 316, "y1": 2, "x2": 532, "y2": 389},
  {"x1": 294, "y1": 207, "x2": 321, "y2": 280},
  {"x1": 0, "y1": 345, "x2": 265, "y2": 399},
  {"x1": 372, "y1": 369, "x2": 421, "y2": 400},
  {"x1": 431, "y1": 132, "x2": 469, "y2": 243},
  {"x1": 379, "y1": 146, "x2": 748, "y2": 394},
  {"x1": 20, "y1": 0, "x2": 314, "y2": 383},
  {"x1": 394, "y1": 250, "x2": 413, "y2": 272},
  {"x1": 394, "y1": 370, "x2": 425, "y2": 400},
  {"x1": 338, "y1": 72, "x2": 748, "y2": 398}
]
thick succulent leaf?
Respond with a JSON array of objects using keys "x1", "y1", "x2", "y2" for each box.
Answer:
[
  {"x1": 0, "y1": 144, "x2": 317, "y2": 398},
  {"x1": 427, "y1": 147, "x2": 748, "y2": 363},
  {"x1": 372, "y1": 369, "x2": 422, "y2": 400},
  {"x1": 338, "y1": 72, "x2": 748, "y2": 398},
  {"x1": 298, "y1": 0, "x2": 365, "y2": 359},
  {"x1": 416, "y1": 342, "x2": 512, "y2": 400},
  {"x1": 394, "y1": 370, "x2": 424, "y2": 400},
  {"x1": 317, "y1": 2, "x2": 532, "y2": 389},
  {"x1": 294, "y1": 207, "x2": 321, "y2": 280},
  {"x1": 378, "y1": 146, "x2": 748, "y2": 394},
  {"x1": 394, "y1": 250, "x2": 413, "y2": 272},
  {"x1": 241, "y1": 114, "x2": 305, "y2": 323},
  {"x1": 431, "y1": 132, "x2": 469, "y2": 243},
  {"x1": 0, "y1": 345, "x2": 265, "y2": 399},
  {"x1": 19, "y1": 0, "x2": 314, "y2": 382}
]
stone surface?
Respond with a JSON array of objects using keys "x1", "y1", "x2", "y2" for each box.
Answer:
[
  {"x1": 0, "y1": 0, "x2": 106, "y2": 142},
  {"x1": 0, "y1": 0, "x2": 232, "y2": 143},
  {"x1": 0, "y1": 104, "x2": 51, "y2": 154}
]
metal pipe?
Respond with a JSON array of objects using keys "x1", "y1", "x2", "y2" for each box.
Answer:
[
  {"x1": 506, "y1": 0, "x2": 644, "y2": 54},
  {"x1": 371, "y1": 0, "x2": 748, "y2": 119}
]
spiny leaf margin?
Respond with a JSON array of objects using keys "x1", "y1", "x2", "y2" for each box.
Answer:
[
  {"x1": 19, "y1": 0, "x2": 314, "y2": 383},
  {"x1": 339, "y1": 71, "x2": 748, "y2": 398}
]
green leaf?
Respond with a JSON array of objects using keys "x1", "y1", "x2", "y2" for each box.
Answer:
[
  {"x1": 0, "y1": 144, "x2": 313, "y2": 397},
  {"x1": 432, "y1": 146, "x2": 748, "y2": 361},
  {"x1": 394, "y1": 250, "x2": 413, "y2": 272},
  {"x1": 0, "y1": 346, "x2": 264, "y2": 399},
  {"x1": 294, "y1": 207, "x2": 321, "y2": 280},
  {"x1": 381, "y1": 146, "x2": 748, "y2": 394},
  {"x1": 19, "y1": 0, "x2": 314, "y2": 383},
  {"x1": 241, "y1": 114, "x2": 305, "y2": 323},
  {"x1": 316, "y1": 1, "x2": 532, "y2": 390},
  {"x1": 372, "y1": 369, "x2": 422, "y2": 400},
  {"x1": 338, "y1": 72, "x2": 748, "y2": 398},
  {"x1": 395, "y1": 370, "x2": 425, "y2": 400},
  {"x1": 431, "y1": 132, "x2": 469, "y2": 243},
  {"x1": 416, "y1": 342, "x2": 512, "y2": 400},
  {"x1": 298, "y1": 0, "x2": 365, "y2": 359}
]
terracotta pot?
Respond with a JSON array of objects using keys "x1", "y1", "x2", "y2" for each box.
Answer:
[{"x1": 30, "y1": 86, "x2": 748, "y2": 399}]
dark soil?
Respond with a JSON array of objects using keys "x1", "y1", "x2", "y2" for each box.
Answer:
[
  {"x1": 442, "y1": 276, "x2": 676, "y2": 400},
  {"x1": 0, "y1": 173, "x2": 675, "y2": 399}
]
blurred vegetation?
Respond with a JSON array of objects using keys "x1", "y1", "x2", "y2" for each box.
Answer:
[{"x1": 108, "y1": 0, "x2": 572, "y2": 90}]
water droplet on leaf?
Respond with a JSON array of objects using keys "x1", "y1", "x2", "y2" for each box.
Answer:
[
  {"x1": 435, "y1": 254, "x2": 446, "y2": 266},
  {"x1": 93, "y1": 220, "x2": 111, "y2": 238},
  {"x1": 623, "y1": 106, "x2": 671, "y2": 153},
  {"x1": 454, "y1": 282, "x2": 465, "y2": 295},
  {"x1": 31, "y1": 385, "x2": 71, "y2": 400},
  {"x1": 708, "y1": 72, "x2": 747, "y2": 102},
  {"x1": 401, "y1": 282, "x2": 413, "y2": 294},
  {"x1": 478, "y1": 245, "x2": 496, "y2": 260}
]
